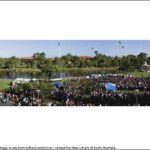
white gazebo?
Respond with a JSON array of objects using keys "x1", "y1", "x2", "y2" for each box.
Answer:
[{"x1": 141, "y1": 61, "x2": 150, "y2": 72}]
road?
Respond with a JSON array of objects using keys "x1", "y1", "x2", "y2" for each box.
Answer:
[{"x1": 0, "y1": 100, "x2": 15, "y2": 106}]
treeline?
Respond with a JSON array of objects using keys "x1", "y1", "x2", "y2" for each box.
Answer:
[{"x1": 0, "y1": 52, "x2": 149, "y2": 72}]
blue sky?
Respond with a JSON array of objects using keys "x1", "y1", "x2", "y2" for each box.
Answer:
[{"x1": 0, "y1": 40, "x2": 149, "y2": 58}]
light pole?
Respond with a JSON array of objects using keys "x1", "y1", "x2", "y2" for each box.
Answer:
[
  {"x1": 135, "y1": 89, "x2": 139, "y2": 106},
  {"x1": 58, "y1": 42, "x2": 61, "y2": 59},
  {"x1": 91, "y1": 47, "x2": 98, "y2": 57}
]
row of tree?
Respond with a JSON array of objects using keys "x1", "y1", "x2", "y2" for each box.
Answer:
[{"x1": 0, "y1": 52, "x2": 149, "y2": 72}]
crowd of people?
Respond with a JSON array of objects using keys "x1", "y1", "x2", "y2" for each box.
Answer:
[
  {"x1": 0, "y1": 88, "x2": 42, "y2": 106},
  {"x1": 0, "y1": 74, "x2": 150, "y2": 106},
  {"x1": 50, "y1": 74, "x2": 150, "y2": 106},
  {"x1": 98, "y1": 74, "x2": 150, "y2": 91}
]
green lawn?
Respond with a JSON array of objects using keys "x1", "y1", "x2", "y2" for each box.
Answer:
[
  {"x1": 131, "y1": 71, "x2": 150, "y2": 77},
  {"x1": 0, "y1": 79, "x2": 11, "y2": 90},
  {"x1": 0, "y1": 68, "x2": 41, "y2": 73}
]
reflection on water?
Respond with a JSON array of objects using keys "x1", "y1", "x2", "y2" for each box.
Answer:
[
  {"x1": 0, "y1": 68, "x2": 116, "y2": 80},
  {"x1": 0, "y1": 71, "x2": 67, "y2": 80}
]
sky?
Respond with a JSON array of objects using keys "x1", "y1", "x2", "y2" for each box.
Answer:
[{"x1": 0, "y1": 40, "x2": 150, "y2": 58}]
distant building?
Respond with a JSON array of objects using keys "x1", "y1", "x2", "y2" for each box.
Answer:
[
  {"x1": 19, "y1": 56, "x2": 94, "y2": 61},
  {"x1": 80, "y1": 56, "x2": 94, "y2": 60},
  {"x1": 20, "y1": 57, "x2": 34, "y2": 62}
]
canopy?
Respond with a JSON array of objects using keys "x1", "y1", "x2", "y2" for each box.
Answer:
[
  {"x1": 50, "y1": 78, "x2": 62, "y2": 81},
  {"x1": 53, "y1": 81, "x2": 63, "y2": 88},
  {"x1": 105, "y1": 83, "x2": 117, "y2": 91}
]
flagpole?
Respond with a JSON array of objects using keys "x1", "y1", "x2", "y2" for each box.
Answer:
[
  {"x1": 58, "y1": 42, "x2": 60, "y2": 59},
  {"x1": 58, "y1": 42, "x2": 61, "y2": 78}
]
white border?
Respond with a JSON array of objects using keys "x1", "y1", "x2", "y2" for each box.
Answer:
[
  {"x1": 0, "y1": 1, "x2": 150, "y2": 40},
  {"x1": 0, "y1": 1, "x2": 150, "y2": 149}
]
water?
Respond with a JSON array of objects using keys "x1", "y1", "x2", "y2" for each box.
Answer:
[{"x1": 0, "y1": 71, "x2": 68, "y2": 80}]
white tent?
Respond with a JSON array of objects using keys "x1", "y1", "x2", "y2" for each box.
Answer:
[
  {"x1": 50, "y1": 78, "x2": 62, "y2": 81},
  {"x1": 13, "y1": 78, "x2": 31, "y2": 83}
]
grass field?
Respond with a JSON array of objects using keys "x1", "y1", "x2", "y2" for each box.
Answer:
[
  {"x1": 0, "y1": 68, "x2": 41, "y2": 73},
  {"x1": 0, "y1": 79, "x2": 11, "y2": 90},
  {"x1": 131, "y1": 71, "x2": 150, "y2": 77}
]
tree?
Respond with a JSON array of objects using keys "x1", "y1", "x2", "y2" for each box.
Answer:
[
  {"x1": 32, "y1": 52, "x2": 46, "y2": 69},
  {"x1": 31, "y1": 60, "x2": 38, "y2": 68},
  {"x1": 42, "y1": 64, "x2": 60, "y2": 79},
  {"x1": 147, "y1": 57, "x2": 150, "y2": 65},
  {"x1": 111, "y1": 57, "x2": 119, "y2": 67},
  {"x1": 33, "y1": 52, "x2": 46, "y2": 60},
  {"x1": 0, "y1": 58, "x2": 6, "y2": 69},
  {"x1": 119, "y1": 56, "x2": 132, "y2": 71}
]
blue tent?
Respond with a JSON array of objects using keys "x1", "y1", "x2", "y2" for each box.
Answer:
[
  {"x1": 105, "y1": 83, "x2": 117, "y2": 91},
  {"x1": 53, "y1": 81, "x2": 63, "y2": 88}
]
